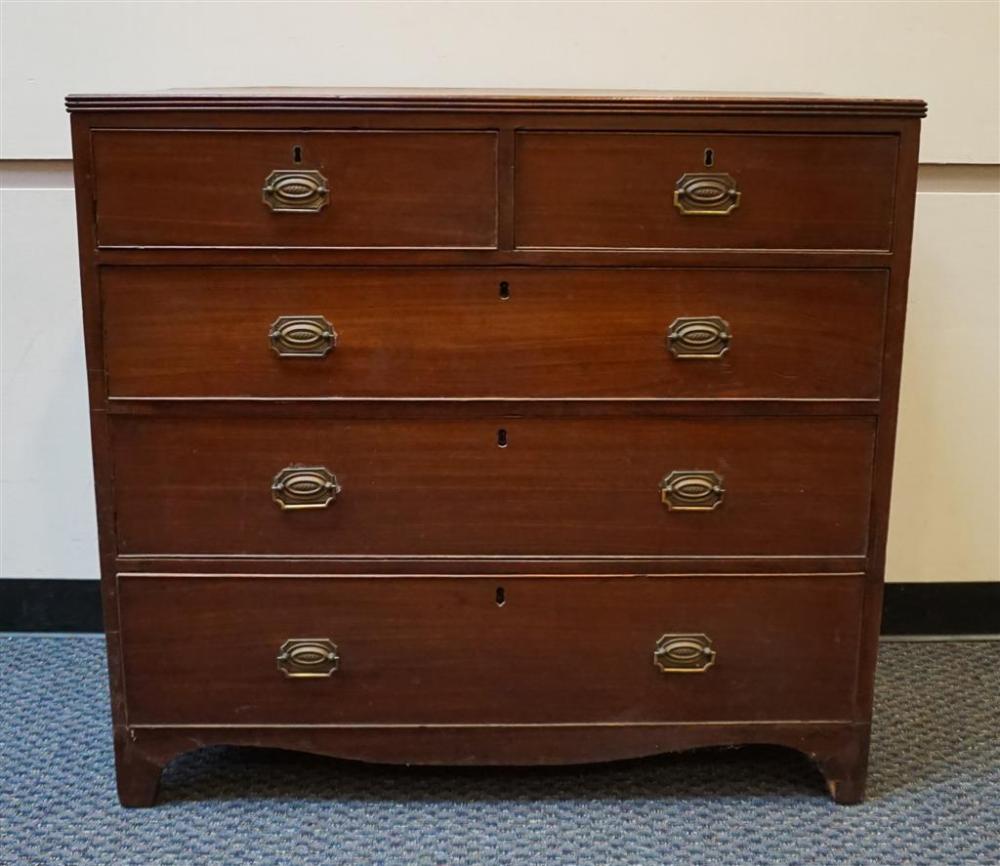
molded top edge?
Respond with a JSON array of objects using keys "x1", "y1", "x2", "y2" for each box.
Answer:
[{"x1": 65, "y1": 87, "x2": 928, "y2": 116}]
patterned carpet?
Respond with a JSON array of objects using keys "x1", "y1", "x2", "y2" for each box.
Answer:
[{"x1": 1, "y1": 636, "x2": 997, "y2": 866}]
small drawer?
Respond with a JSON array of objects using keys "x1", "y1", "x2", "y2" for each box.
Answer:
[
  {"x1": 515, "y1": 132, "x2": 898, "y2": 251},
  {"x1": 111, "y1": 416, "x2": 875, "y2": 558},
  {"x1": 118, "y1": 573, "x2": 864, "y2": 726},
  {"x1": 91, "y1": 130, "x2": 498, "y2": 248},
  {"x1": 102, "y1": 267, "x2": 887, "y2": 399}
]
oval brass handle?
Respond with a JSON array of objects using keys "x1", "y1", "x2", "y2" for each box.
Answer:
[
  {"x1": 262, "y1": 169, "x2": 330, "y2": 212},
  {"x1": 660, "y1": 470, "x2": 725, "y2": 511},
  {"x1": 654, "y1": 633, "x2": 717, "y2": 673},
  {"x1": 674, "y1": 172, "x2": 740, "y2": 215},
  {"x1": 269, "y1": 315, "x2": 337, "y2": 358},
  {"x1": 667, "y1": 316, "x2": 731, "y2": 359},
  {"x1": 272, "y1": 466, "x2": 340, "y2": 510},
  {"x1": 277, "y1": 638, "x2": 339, "y2": 678}
]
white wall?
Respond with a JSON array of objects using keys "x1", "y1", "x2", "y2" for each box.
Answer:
[
  {"x1": 2, "y1": 0, "x2": 998, "y2": 163},
  {"x1": 0, "y1": 188, "x2": 98, "y2": 579},
  {"x1": 888, "y1": 185, "x2": 999, "y2": 584},
  {"x1": 1, "y1": 1, "x2": 998, "y2": 583}
]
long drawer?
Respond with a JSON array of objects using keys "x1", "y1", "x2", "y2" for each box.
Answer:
[
  {"x1": 111, "y1": 416, "x2": 875, "y2": 558},
  {"x1": 91, "y1": 130, "x2": 498, "y2": 248},
  {"x1": 516, "y1": 132, "x2": 898, "y2": 251},
  {"x1": 102, "y1": 267, "x2": 887, "y2": 399},
  {"x1": 118, "y1": 574, "x2": 864, "y2": 726}
]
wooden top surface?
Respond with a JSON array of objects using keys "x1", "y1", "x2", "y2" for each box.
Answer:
[{"x1": 66, "y1": 87, "x2": 927, "y2": 116}]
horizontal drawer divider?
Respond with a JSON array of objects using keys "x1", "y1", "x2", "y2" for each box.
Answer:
[
  {"x1": 128, "y1": 719, "x2": 856, "y2": 730},
  {"x1": 93, "y1": 249, "x2": 899, "y2": 267},
  {"x1": 104, "y1": 398, "x2": 882, "y2": 420},
  {"x1": 117, "y1": 553, "x2": 869, "y2": 561},
  {"x1": 117, "y1": 568, "x2": 865, "y2": 580},
  {"x1": 115, "y1": 558, "x2": 869, "y2": 576}
]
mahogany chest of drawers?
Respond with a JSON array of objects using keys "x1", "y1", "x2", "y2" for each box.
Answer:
[{"x1": 67, "y1": 88, "x2": 925, "y2": 806}]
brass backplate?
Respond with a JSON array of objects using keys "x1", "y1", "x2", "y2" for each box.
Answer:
[
  {"x1": 660, "y1": 470, "x2": 725, "y2": 511},
  {"x1": 277, "y1": 638, "x2": 340, "y2": 678},
  {"x1": 269, "y1": 315, "x2": 337, "y2": 358},
  {"x1": 654, "y1": 633, "x2": 717, "y2": 673},
  {"x1": 667, "y1": 316, "x2": 732, "y2": 359},
  {"x1": 262, "y1": 169, "x2": 330, "y2": 213},
  {"x1": 272, "y1": 465, "x2": 340, "y2": 510},
  {"x1": 674, "y1": 172, "x2": 740, "y2": 215}
]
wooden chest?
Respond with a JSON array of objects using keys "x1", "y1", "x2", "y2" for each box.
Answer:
[{"x1": 67, "y1": 89, "x2": 924, "y2": 806}]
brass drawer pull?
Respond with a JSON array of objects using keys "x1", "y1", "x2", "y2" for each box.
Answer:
[
  {"x1": 277, "y1": 638, "x2": 339, "y2": 677},
  {"x1": 272, "y1": 466, "x2": 340, "y2": 510},
  {"x1": 269, "y1": 315, "x2": 337, "y2": 358},
  {"x1": 262, "y1": 169, "x2": 330, "y2": 213},
  {"x1": 674, "y1": 172, "x2": 740, "y2": 216},
  {"x1": 654, "y1": 633, "x2": 717, "y2": 673},
  {"x1": 667, "y1": 316, "x2": 731, "y2": 359},
  {"x1": 660, "y1": 470, "x2": 725, "y2": 511}
]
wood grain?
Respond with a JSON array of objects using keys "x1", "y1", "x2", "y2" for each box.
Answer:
[
  {"x1": 102, "y1": 267, "x2": 887, "y2": 399},
  {"x1": 92, "y1": 130, "x2": 498, "y2": 248},
  {"x1": 111, "y1": 416, "x2": 876, "y2": 558},
  {"x1": 68, "y1": 92, "x2": 922, "y2": 805},
  {"x1": 516, "y1": 132, "x2": 898, "y2": 251},
  {"x1": 118, "y1": 573, "x2": 864, "y2": 726},
  {"x1": 67, "y1": 88, "x2": 927, "y2": 118}
]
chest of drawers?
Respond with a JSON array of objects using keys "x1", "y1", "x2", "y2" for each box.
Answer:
[{"x1": 67, "y1": 89, "x2": 924, "y2": 806}]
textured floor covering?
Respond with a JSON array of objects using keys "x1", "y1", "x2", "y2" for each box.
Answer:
[{"x1": 1, "y1": 636, "x2": 997, "y2": 866}]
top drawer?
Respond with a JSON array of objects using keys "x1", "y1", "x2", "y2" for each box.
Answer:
[
  {"x1": 515, "y1": 133, "x2": 898, "y2": 251},
  {"x1": 90, "y1": 130, "x2": 498, "y2": 248}
]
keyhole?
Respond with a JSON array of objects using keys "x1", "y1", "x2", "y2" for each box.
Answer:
[
  {"x1": 292, "y1": 145, "x2": 303, "y2": 163},
  {"x1": 499, "y1": 281, "x2": 511, "y2": 300},
  {"x1": 495, "y1": 586, "x2": 506, "y2": 607},
  {"x1": 497, "y1": 428, "x2": 508, "y2": 448},
  {"x1": 704, "y1": 148, "x2": 715, "y2": 167}
]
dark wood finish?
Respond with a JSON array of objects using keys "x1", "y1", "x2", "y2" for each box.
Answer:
[
  {"x1": 118, "y1": 721, "x2": 871, "y2": 807},
  {"x1": 68, "y1": 89, "x2": 923, "y2": 806},
  {"x1": 114, "y1": 735, "x2": 163, "y2": 808},
  {"x1": 67, "y1": 88, "x2": 927, "y2": 118},
  {"x1": 94, "y1": 246, "x2": 897, "y2": 268},
  {"x1": 107, "y1": 399, "x2": 879, "y2": 419},
  {"x1": 102, "y1": 267, "x2": 887, "y2": 399},
  {"x1": 92, "y1": 130, "x2": 498, "y2": 248},
  {"x1": 118, "y1": 574, "x2": 863, "y2": 725},
  {"x1": 111, "y1": 416, "x2": 875, "y2": 557},
  {"x1": 516, "y1": 132, "x2": 898, "y2": 251}
]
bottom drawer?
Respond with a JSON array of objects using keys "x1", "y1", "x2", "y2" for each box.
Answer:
[{"x1": 118, "y1": 574, "x2": 864, "y2": 726}]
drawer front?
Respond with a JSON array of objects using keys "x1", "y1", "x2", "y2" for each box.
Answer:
[
  {"x1": 119, "y1": 574, "x2": 863, "y2": 726},
  {"x1": 112, "y1": 416, "x2": 875, "y2": 557},
  {"x1": 103, "y1": 267, "x2": 886, "y2": 399},
  {"x1": 91, "y1": 130, "x2": 498, "y2": 248},
  {"x1": 516, "y1": 133, "x2": 898, "y2": 250}
]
